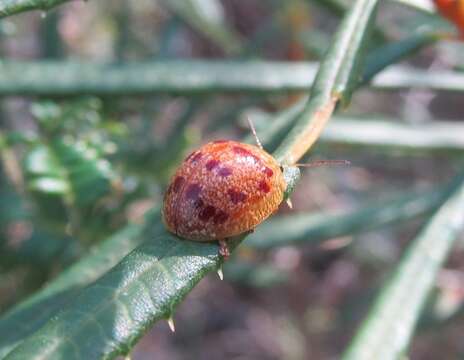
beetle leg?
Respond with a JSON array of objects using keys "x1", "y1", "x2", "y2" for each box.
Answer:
[{"x1": 218, "y1": 239, "x2": 230, "y2": 260}]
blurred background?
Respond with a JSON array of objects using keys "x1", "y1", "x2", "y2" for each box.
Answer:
[{"x1": 0, "y1": 0, "x2": 464, "y2": 359}]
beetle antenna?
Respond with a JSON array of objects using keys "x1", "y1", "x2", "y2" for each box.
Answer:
[
  {"x1": 295, "y1": 160, "x2": 351, "y2": 168},
  {"x1": 246, "y1": 116, "x2": 263, "y2": 150}
]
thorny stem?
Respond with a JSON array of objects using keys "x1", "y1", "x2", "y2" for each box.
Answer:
[
  {"x1": 275, "y1": 95, "x2": 338, "y2": 165},
  {"x1": 273, "y1": 0, "x2": 379, "y2": 165},
  {"x1": 0, "y1": 0, "x2": 72, "y2": 19}
]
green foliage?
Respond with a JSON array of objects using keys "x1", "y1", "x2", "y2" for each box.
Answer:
[
  {"x1": 342, "y1": 173, "x2": 464, "y2": 360},
  {"x1": 3, "y1": 58, "x2": 464, "y2": 97},
  {"x1": 18, "y1": 99, "x2": 122, "y2": 240},
  {"x1": 0, "y1": 0, "x2": 71, "y2": 18},
  {"x1": 273, "y1": 0, "x2": 379, "y2": 165},
  {"x1": 0, "y1": 211, "x2": 161, "y2": 359},
  {"x1": 0, "y1": 61, "x2": 317, "y2": 96},
  {"x1": 4, "y1": 233, "x2": 221, "y2": 360},
  {"x1": 24, "y1": 140, "x2": 113, "y2": 205},
  {"x1": 0, "y1": 0, "x2": 463, "y2": 359},
  {"x1": 319, "y1": 117, "x2": 464, "y2": 155},
  {"x1": 247, "y1": 180, "x2": 457, "y2": 249},
  {"x1": 0, "y1": 1, "x2": 383, "y2": 358},
  {"x1": 244, "y1": 30, "x2": 438, "y2": 153},
  {"x1": 0, "y1": 167, "x2": 72, "y2": 272}
]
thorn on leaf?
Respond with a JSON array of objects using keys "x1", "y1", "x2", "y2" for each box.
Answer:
[
  {"x1": 167, "y1": 316, "x2": 175, "y2": 332},
  {"x1": 217, "y1": 267, "x2": 224, "y2": 281},
  {"x1": 286, "y1": 198, "x2": 293, "y2": 209}
]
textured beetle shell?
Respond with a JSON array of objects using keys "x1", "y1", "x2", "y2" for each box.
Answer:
[{"x1": 162, "y1": 140, "x2": 286, "y2": 241}]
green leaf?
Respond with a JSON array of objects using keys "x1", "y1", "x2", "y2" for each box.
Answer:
[
  {"x1": 247, "y1": 104, "x2": 464, "y2": 159},
  {"x1": 1, "y1": 57, "x2": 461, "y2": 96},
  {"x1": 23, "y1": 98, "x2": 116, "y2": 213},
  {"x1": 3, "y1": 180, "x2": 451, "y2": 356},
  {"x1": 342, "y1": 173, "x2": 464, "y2": 360},
  {"x1": 362, "y1": 30, "x2": 438, "y2": 84},
  {"x1": 3, "y1": 233, "x2": 221, "y2": 360},
  {"x1": 319, "y1": 117, "x2": 464, "y2": 155},
  {"x1": 373, "y1": 65, "x2": 464, "y2": 92},
  {"x1": 391, "y1": 0, "x2": 435, "y2": 13},
  {"x1": 247, "y1": 181, "x2": 456, "y2": 249},
  {"x1": 270, "y1": 0, "x2": 380, "y2": 164},
  {"x1": 28, "y1": 177, "x2": 69, "y2": 194},
  {"x1": 0, "y1": 0, "x2": 72, "y2": 18},
  {"x1": 0, "y1": 61, "x2": 317, "y2": 96},
  {"x1": 24, "y1": 144, "x2": 61, "y2": 178},
  {"x1": 0, "y1": 211, "x2": 161, "y2": 359},
  {"x1": 24, "y1": 139, "x2": 113, "y2": 207}
]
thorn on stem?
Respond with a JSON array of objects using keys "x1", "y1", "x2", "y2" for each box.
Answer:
[
  {"x1": 286, "y1": 198, "x2": 293, "y2": 209},
  {"x1": 167, "y1": 316, "x2": 175, "y2": 333},
  {"x1": 217, "y1": 267, "x2": 224, "y2": 281}
]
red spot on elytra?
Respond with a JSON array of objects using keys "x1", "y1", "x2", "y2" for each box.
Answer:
[
  {"x1": 173, "y1": 176, "x2": 185, "y2": 193},
  {"x1": 258, "y1": 180, "x2": 270, "y2": 193},
  {"x1": 218, "y1": 167, "x2": 232, "y2": 177},
  {"x1": 190, "y1": 152, "x2": 203, "y2": 163},
  {"x1": 186, "y1": 183, "x2": 201, "y2": 200},
  {"x1": 199, "y1": 205, "x2": 216, "y2": 221},
  {"x1": 214, "y1": 210, "x2": 229, "y2": 224},
  {"x1": 227, "y1": 189, "x2": 247, "y2": 204},
  {"x1": 263, "y1": 167, "x2": 274, "y2": 178},
  {"x1": 205, "y1": 159, "x2": 220, "y2": 171},
  {"x1": 232, "y1": 146, "x2": 252, "y2": 156},
  {"x1": 194, "y1": 198, "x2": 204, "y2": 209}
]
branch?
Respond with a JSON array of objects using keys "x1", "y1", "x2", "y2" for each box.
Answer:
[
  {"x1": 272, "y1": 0, "x2": 379, "y2": 165},
  {"x1": 2, "y1": 60, "x2": 460, "y2": 97},
  {"x1": 0, "y1": 61, "x2": 317, "y2": 96},
  {"x1": 0, "y1": 0, "x2": 72, "y2": 18}
]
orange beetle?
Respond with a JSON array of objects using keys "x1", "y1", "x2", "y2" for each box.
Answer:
[
  {"x1": 434, "y1": 0, "x2": 464, "y2": 38},
  {"x1": 162, "y1": 140, "x2": 286, "y2": 258}
]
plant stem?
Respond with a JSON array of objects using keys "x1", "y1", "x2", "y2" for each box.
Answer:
[
  {"x1": 0, "y1": 0, "x2": 71, "y2": 18},
  {"x1": 272, "y1": 0, "x2": 379, "y2": 165}
]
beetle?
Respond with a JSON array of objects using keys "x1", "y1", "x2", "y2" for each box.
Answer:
[
  {"x1": 162, "y1": 119, "x2": 348, "y2": 259},
  {"x1": 162, "y1": 139, "x2": 286, "y2": 258}
]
